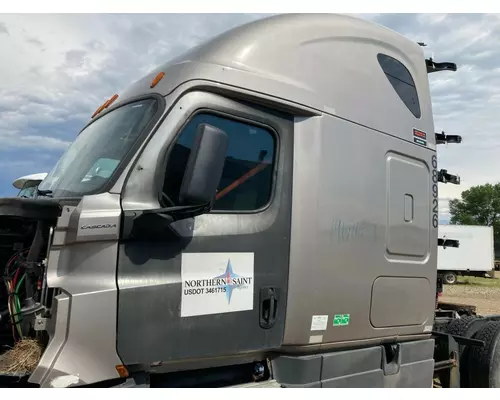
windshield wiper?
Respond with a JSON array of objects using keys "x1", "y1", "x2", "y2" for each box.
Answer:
[{"x1": 36, "y1": 189, "x2": 53, "y2": 198}]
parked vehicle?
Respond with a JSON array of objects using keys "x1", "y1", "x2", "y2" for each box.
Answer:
[
  {"x1": 12, "y1": 173, "x2": 47, "y2": 198},
  {"x1": 438, "y1": 225, "x2": 495, "y2": 284}
]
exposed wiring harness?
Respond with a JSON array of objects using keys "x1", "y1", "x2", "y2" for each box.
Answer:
[{"x1": 3, "y1": 249, "x2": 29, "y2": 341}]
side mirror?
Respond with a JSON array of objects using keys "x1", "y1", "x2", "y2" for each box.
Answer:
[
  {"x1": 179, "y1": 123, "x2": 228, "y2": 206},
  {"x1": 122, "y1": 124, "x2": 227, "y2": 238}
]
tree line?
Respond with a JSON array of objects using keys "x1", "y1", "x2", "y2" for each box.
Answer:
[{"x1": 449, "y1": 183, "x2": 500, "y2": 258}]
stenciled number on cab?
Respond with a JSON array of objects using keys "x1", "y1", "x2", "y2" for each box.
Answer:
[{"x1": 431, "y1": 154, "x2": 438, "y2": 228}]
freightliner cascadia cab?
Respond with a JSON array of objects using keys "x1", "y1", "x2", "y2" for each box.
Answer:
[{"x1": 0, "y1": 13, "x2": 459, "y2": 388}]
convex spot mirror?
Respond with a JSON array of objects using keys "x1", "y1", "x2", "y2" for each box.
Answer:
[{"x1": 179, "y1": 123, "x2": 228, "y2": 206}]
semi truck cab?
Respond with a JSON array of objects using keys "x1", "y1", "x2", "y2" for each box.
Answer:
[{"x1": 0, "y1": 13, "x2": 471, "y2": 388}]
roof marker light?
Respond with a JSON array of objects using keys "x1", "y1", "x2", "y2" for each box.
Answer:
[
  {"x1": 91, "y1": 94, "x2": 119, "y2": 119},
  {"x1": 105, "y1": 94, "x2": 119, "y2": 109},
  {"x1": 150, "y1": 72, "x2": 165, "y2": 88}
]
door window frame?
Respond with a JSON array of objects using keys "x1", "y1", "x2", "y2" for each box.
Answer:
[
  {"x1": 119, "y1": 91, "x2": 293, "y2": 239},
  {"x1": 158, "y1": 108, "x2": 280, "y2": 215}
]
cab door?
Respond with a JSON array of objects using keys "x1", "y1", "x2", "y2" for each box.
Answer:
[{"x1": 116, "y1": 92, "x2": 294, "y2": 365}]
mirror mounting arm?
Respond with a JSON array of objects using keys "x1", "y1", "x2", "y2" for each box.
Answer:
[
  {"x1": 122, "y1": 202, "x2": 213, "y2": 239},
  {"x1": 139, "y1": 202, "x2": 213, "y2": 222}
]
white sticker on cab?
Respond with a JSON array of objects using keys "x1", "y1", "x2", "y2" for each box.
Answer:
[
  {"x1": 181, "y1": 252, "x2": 254, "y2": 318},
  {"x1": 310, "y1": 315, "x2": 329, "y2": 331},
  {"x1": 309, "y1": 335, "x2": 323, "y2": 344}
]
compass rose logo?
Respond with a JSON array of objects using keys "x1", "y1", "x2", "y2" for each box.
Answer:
[{"x1": 213, "y1": 258, "x2": 246, "y2": 304}]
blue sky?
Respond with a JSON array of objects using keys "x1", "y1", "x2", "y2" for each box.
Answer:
[{"x1": 1, "y1": 13, "x2": 500, "y2": 223}]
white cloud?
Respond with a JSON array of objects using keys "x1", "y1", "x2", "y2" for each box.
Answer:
[{"x1": 0, "y1": 132, "x2": 70, "y2": 150}]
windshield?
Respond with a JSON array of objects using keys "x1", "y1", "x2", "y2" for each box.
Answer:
[{"x1": 38, "y1": 98, "x2": 159, "y2": 197}]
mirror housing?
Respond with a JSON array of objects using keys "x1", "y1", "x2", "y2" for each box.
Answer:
[{"x1": 179, "y1": 123, "x2": 228, "y2": 206}]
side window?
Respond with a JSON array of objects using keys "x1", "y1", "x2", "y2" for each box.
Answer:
[
  {"x1": 162, "y1": 112, "x2": 276, "y2": 212},
  {"x1": 377, "y1": 53, "x2": 421, "y2": 119}
]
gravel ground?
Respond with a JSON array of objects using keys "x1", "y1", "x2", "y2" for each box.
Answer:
[{"x1": 441, "y1": 280, "x2": 500, "y2": 315}]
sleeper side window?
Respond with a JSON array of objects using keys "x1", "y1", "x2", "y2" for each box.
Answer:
[
  {"x1": 162, "y1": 112, "x2": 276, "y2": 212},
  {"x1": 377, "y1": 53, "x2": 421, "y2": 119}
]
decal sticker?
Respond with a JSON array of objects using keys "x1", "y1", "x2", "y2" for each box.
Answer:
[
  {"x1": 413, "y1": 129, "x2": 427, "y2": 147},
  {"x1": 310, "y1": 315, "x2": 329, "y2": 331},
  {"x1": 413, "y1": 129, "x2": 427, "y2": 140},
  {"x1": 309, "y1": 335, "x2": 323, "y2": 344},
  {"x1": 333, "y1": 314, "x2": 350, "y2": 326},
  {"x1": 181, "y1": 252, "x2": 254, "y2": 317},
  {"x1": 414, "y1": 137, "x2": 427, "y2": 146}
]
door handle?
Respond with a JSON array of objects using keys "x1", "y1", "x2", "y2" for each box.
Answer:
[{"x1": 260, "y1": 287, "x2": 279, "y2": 329}]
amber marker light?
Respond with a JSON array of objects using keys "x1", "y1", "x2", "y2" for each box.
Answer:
[{"x1": 150, "y1": 72, "x2": 165, "y2": 88}]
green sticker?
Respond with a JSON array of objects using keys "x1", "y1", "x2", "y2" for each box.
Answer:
[
  {"x1": 333, "y1": 314, "x2": 350, "y2": 326},
  {"x1": 413, "y1": 137, "x2": 427, "y2": 146}
]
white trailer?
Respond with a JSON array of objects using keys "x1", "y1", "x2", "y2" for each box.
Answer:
[{"x1": 438, "y1": 224, "x2": 495, "y2": 284}]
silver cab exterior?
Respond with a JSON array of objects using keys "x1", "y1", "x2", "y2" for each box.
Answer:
[{"x1": 31, "y1": 13, "x2": 437, "y2": 387}]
